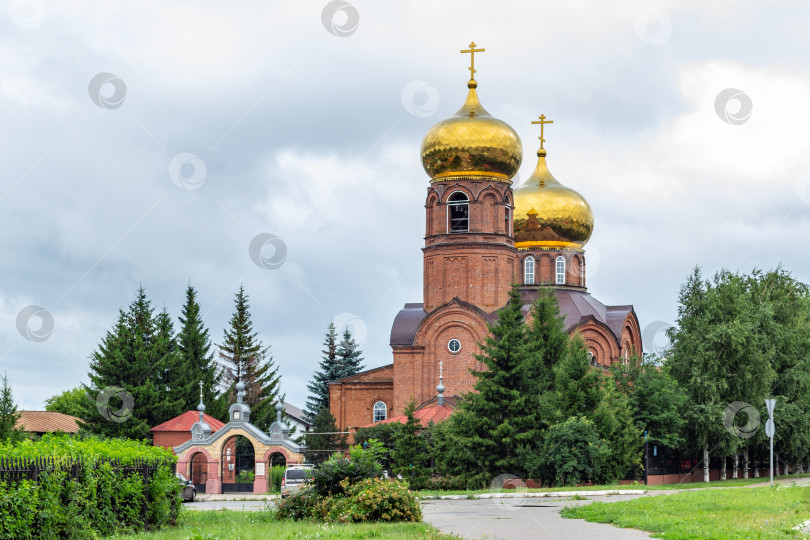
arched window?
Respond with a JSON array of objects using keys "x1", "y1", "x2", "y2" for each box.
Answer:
[
  {"x1": 587, "y1": 351, "x2": 596, "y2": 367},
  {"x1": 524, "y1": 256, "x2": 535, "y2": 284},
  {"x1": 447, "y1": 192, "x2": 469, "y2": 233},
  {"x1": 373, "y1": 401, "x2": 387, "y2": 422},
  {"x1": 504, "y1": 207, "x2": 510, "y2": 235},
  {"x1": 579, "y1": 258, "x2": 585, "y2": 286},
  {"x1": 555, "y1": 256, "x2": 566, "y2": 284}
]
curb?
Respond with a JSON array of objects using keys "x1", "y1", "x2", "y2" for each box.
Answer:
[
  {"x1": 196, "y1": 494, "x2": 279, "y2": 502},
  {"x1": 420, "y1": 490, "x2": 647, "y2": 500}
]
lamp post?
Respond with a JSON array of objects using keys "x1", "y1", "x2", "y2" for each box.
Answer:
[{"x1": 765, "y1": 398, "x2": 776, "y2": 487}]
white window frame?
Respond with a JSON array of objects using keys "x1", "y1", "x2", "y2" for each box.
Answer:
[
  {"x1": 373, "y1": 401, "x2": 387, "y2": 422},
  {"x1": 555, "y1": 256, "x2": 566, "y2": 284},
  {"x1": 447, "y1": 338, "x2": 461, "y2": 354},
  {"x1": 524, "y1": 256, "x2": 535, "y2": 285},
  {"x1": 446, "y1": 191, "x2": 470, "y2": 233}
]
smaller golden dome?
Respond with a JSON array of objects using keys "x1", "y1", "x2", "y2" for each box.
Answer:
[
  {"x1": 420, "y1": 81, "x2": 522, "y2": 182},
  {"x1": 513, "y1": 148, "x2": 594, "y2": 249}
]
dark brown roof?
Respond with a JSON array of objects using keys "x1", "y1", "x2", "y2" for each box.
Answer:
[
  {"x1": 389, "y1": 289, "x2": 635, "y2": 347},
  {"x1": 15, "y1": 411, "x2": 80, "y2": 434},
  {"x1": 329, "y1": 364, "x2": 394, "y2": 384},
  {"x1": 389, "y1": 303, "x2": 427, "y2": 345},
  {"x1": 547, "y1": 289, "x2": 634, "y2": 346}
]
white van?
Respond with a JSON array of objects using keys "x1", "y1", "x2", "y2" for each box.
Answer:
[{"x1": 281, "y1": 464, "x2": 314, "y2": 497}]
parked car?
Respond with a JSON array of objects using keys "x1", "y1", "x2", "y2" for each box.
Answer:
[
  {"x1": 281, "y1": 465, "x2": 313, "y2": 498},
  {"x1": 176, "y1": 472, "x2": 196, "y2": 502}
]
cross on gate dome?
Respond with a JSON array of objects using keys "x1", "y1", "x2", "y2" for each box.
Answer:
[{"x1": 420, "y1": 42, "x2": 522, "y2": 182}]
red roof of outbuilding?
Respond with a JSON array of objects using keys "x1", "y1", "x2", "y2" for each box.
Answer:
[
  {"x1": 360, "y1": 403, "x2": 454, "y2": 428},
  {"x1": 15, "y1": 411, "x2": 80, "y2": 434},
  {"x1": 150, "y1": 411, "x2": 226, "y2": 433}
]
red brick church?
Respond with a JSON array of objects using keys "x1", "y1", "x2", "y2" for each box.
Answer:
[{"x1": 330, "y1": 44, "x2": 642, "y2": 433}]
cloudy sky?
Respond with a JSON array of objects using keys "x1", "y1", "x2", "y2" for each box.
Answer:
[{"x1": 2, "y1": 0, "x2": 809, "y2": 413}]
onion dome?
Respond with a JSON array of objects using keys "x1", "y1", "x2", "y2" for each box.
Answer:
[
  {"x1": 420, "y1": 49, "x2": 522, "y2": 182},
  {"x1": 513, "y1": 146, "x2": 594, "y2": 249}
]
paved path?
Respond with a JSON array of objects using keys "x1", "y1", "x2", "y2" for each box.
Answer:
[
  {"x1": 421, "y1": 495, "x2": 653, "y2": 540},
  {"x1": 186, "y1": 499, "x2": 269, "y2": 511}
]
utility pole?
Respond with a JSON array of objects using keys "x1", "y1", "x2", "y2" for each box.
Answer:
[{"x1": 765, "y1": 398, "x2": 776, "y2": 487}]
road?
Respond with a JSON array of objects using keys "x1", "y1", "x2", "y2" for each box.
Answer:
[{"x1": 420, "y1": 495, "x2": 652, "y2": 540}]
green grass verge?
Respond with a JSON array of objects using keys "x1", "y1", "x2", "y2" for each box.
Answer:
[
  {"x1": 561, "y1": 485, "x2": 810, "y2": 539},
  {"x1": 105, "y1": 510, "x2": 456, "y2": 539},
  {"x1": 416, "y1": 473, "x2": 810, "y2": 497}
]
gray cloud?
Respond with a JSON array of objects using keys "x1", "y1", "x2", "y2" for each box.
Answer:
[{"x1": 2, "y1": 1, "x2": 809, "y2": 412}]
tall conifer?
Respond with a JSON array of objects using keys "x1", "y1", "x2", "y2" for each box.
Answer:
[
  {"x1": 336, "y1": 328, "x2": 365, "y2": 379},
  {"x1": 177, "y1": 285, "x2": 224, "y2": 419},
  {"x1": 217, "y1": 285, "x2": 282, "y2": 430},
  {"x1": 305, "y1": 321, "x2": 341, "y2": 422}
]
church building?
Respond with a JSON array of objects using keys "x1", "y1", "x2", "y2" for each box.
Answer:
[{"x1": 330, "y1": 43, "x2": 642, "y2": 432}]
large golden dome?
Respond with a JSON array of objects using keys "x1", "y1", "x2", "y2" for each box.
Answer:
[
  {"x1": 513, "y1": 148, "x2": 594, "y2": 249},
  {"x1": 420, "y1": 81, "x2": 522, "y2": 182}
]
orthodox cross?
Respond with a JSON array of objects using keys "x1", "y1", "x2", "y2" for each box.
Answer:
[
  {"x1": 439, "y1": 360, "x2": 443, "y2": 380},
  {"x1": 460, "y1": 41, "x2": 485, "y2": 80},
  {"x1": 199, "y1": 380, "x2": 203, "y2": 401},
  {"x1": 531, "y1": 114, "x2": 554, "y2": 149}
]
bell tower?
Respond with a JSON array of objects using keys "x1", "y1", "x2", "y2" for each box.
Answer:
[{"x1": 420, "y1": 43, "x2": 522, "y2": 312}]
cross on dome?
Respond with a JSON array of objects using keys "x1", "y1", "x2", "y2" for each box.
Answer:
[
  {"x1": 460, "y1": 41, "x2": 485, "y2": 83},
  {"x1": 531, "y1": 114, "x2": 554, "y2": 150}
]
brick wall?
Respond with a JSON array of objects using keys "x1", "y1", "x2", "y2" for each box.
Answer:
[
  {"x1": 153, "y1": 431, "x2": 191, "y2": 451},
  {"x1": 329, "y1": 365, "x2": 394, "y2": 431}
]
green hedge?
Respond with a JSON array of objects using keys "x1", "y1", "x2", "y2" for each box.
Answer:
[{"x1": 0, "y1": 434, "x2": 180, "y2": 539}]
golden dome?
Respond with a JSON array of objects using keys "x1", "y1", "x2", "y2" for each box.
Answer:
[
  {"x1": 513, "y1": 148, "x2": 594, "y2": 249},
  {"x1": 420, "y1": 81, "x2": 522, "y2": 182}
]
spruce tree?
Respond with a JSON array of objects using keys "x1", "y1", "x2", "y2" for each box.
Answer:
[
  {"x1": 441, "y1": 283, "x2": 545, "y2": 484},
  {"x1": 0, "y1": 373, "x2": 24, "y2": 442},
  {"x1": 305, "y1": 321, "x2": 341, "y2": 422},
  {"x1": 217, "y1": 285, "x2": 282, "y2": 430},
  {"x1": 82, "y1": 286, "x2": 184, "y2": 439},
  {"x1": 304, "y1": 407, "x2": 347, "y2": 465},
  {"x1": 336, "y1": 327, "x2": 365, "y2": 379},
  {"x1": 391, "y1": 401, "x2": 430, "y2": 488},
  {"x1": 177, "y1": 285, "x2": 224, "y2": 419}
]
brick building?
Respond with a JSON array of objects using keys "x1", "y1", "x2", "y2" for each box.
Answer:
[{"x1": 330, "y1": 50, "x2": 642, "y2": 433}]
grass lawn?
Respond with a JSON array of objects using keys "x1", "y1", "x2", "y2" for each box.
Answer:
[
  {"x1": 105, "y1": 510, "x2": 456, "y2": 540},
  {"x1": 415, "y1": 473, "x2": 810, "y2": 498},
  {"x1": 561, "y1": 485, "x2": 810, "y2": 539}
]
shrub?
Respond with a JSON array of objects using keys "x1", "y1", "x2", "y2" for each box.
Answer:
[
  {"x1": 277, "y1": 479, "x2": 421, "y2": 523},
  {"x1": 270, "y1": 465, "x2": 285, "y2": 493},
  {"x1": 236, "y1": 470, "x2": 255, "y2": 484},
  {"x1": 425, "y1": 475, "x2": 470, "y2": 491},
  {"x1": 0, "y1": 434, "x2": 179, "y2": 538},
  {"x1": 275, "y1": 487, "x2": 320, "y2": 520},
  {"x1": 310, "y1": 440, "x2": 384, "y2": 497},
  {"x1": 530, "y1": 416, "x2": 611, "y2": 486},
  {"x1": 342, "y1": 478, "x2": 422, "y2": 522}
]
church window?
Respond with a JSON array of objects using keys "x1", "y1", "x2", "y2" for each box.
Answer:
[
  {"x1": 555, "y1": 256, "x2": 566, "y2": 284},
  {"x1": 504, "y1": 207, "x2": 510, "y2": 235},
  {"x1": 447, "y1": 338, "x2": 461, "y2": 354},
  {"x1": 524, "y1": 256, "x2": 535, "y2": 284},
  {"x1": 373, "y1": 401, "x2": 387, "y2": 422},
  {"x1": 579, "y1": 258, "x2": 585, "y2": 286},
  {"x1": 588, "y1": 351, "x2": 596, "y2": 366},
  {"x1": 447, "y1": 192, "x2": 469, "y2": 233}
]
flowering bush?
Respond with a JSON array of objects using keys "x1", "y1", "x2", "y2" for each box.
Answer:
[
  {"x1": 275, "y1": 440, "x2": 421, "y2": 523},
  {"x1": 276, "y1": 478, "x2": 421, "y2": 523}
]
